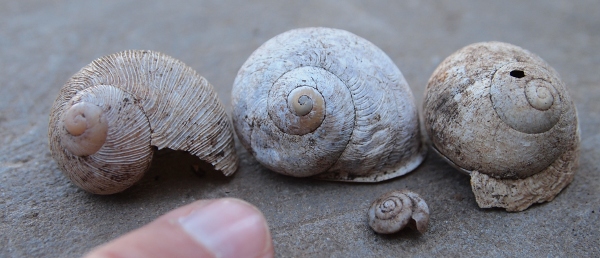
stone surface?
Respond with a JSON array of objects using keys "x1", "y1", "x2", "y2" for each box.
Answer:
[{"x1": 1, "y1": 0, "x2": 599, "y2": 257}]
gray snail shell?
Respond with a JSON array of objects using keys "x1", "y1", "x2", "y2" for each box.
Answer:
[
  {"x1": 48, "y1": 50, "x2": 238, "y2": 195},
  {"x1": 368, "y1": 190, "x2": 429, "y2": 234},
  {"x1": 231, "y1": 27, "x2": 426, "y2": 182},
  {"x1": 423, "y1": 42, "x2": 580, "y2": 211}
]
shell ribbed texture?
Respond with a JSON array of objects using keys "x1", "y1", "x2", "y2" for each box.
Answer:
[
  {"x1": 232, "y1": 27, "x2": 426, "y2": 181},
  {"x1": 368, "y1": 190, "x2": 429, "y2": 234},
  {"x1": 49, "y1": 50, "x2": 237, "y2": 194}
]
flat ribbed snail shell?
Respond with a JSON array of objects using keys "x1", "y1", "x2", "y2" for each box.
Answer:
[
  {"x1": 368, "y1": 190, "x2": 429, "y2": 234},
  {"x1": 423, "y1": 42, "x2": 580, "y2": 211},
  {"x1": 231, "y1": 27, "x2": 426, "y2": 182},
  {"x1": 48, "y1": 50, "x2": 238, "y2": 195}
]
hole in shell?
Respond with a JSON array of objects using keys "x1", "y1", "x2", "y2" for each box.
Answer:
[{"x1": 510, "y1": 70, "x2": 525, "y2": 78}]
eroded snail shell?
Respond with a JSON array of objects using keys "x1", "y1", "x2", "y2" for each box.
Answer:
[
  {"x1": 232, "y1": 27, "x2": 426, "y2": 182},
  {"x1": 423, "y1": 42, "x2": 580, "y2": 211},
  {"x1": 368, "y1": 190, "x2": 429, "y2": 234},
  {"x1": 48, "y1": 50, "x2": 238, "y2": 194}
]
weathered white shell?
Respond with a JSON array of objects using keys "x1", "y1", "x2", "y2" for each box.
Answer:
[
  {"x1": 231, "y1": 27, "x2": 426, "y2": 182},
  {"x1": 48, "y1": 50, "x2": 238, "y2": 194},
  {"x1": 368, "y1": 190, "x2": 429, "y2": 234},
  {"x1": 423, "y1": 42, "x2": 580, "y2": 211}
]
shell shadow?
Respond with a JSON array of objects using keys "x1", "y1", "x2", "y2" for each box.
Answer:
[
  {"x1": 86, "y1": 148, "x2": 235, "y2": 204},
  {"x1": 373, "y1": 227, "x2": 424, "y2": 241}
]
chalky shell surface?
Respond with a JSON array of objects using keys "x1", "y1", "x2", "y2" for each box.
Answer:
[
  {"x1": 423, "y1": 42, "x2": 580, "y2": 211},
  {"x1": 48, "y1": 50, "x2": 238, "y2": 194},
  {"x1": 368, "y1": 190, "x2": 429, "y2": 234},
  {"x1": 232, "y1": 27, "x2": 426, "y2": 182}
]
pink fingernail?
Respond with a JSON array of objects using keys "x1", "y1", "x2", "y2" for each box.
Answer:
[{"x1": 178, "y1": 199, "x2": 271, "y2": 258}]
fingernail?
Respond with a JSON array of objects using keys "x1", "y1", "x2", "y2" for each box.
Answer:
[{"x1": 178, "y1": 198, "x2": 271, "y2": 258}]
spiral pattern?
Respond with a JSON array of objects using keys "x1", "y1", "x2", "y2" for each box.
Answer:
[
  {"x1": 368, "y1": 190, "x2": 429, "y2": 234},
  {"x1": 424, "y1": 42, "x2": 578, "y2": 179},
  {"x1": 267, "y1": 66, "x2": 349, "y2": 136},
  {"x1": 48, "y1": 50, "x2": 238, "y2": 194},
  {"x1": 490, "y1": 62, "x2": 563, "y2": 134},
  {"x1": 424, "y1": 41, "x2": 580, "y2": 211},
  {"x1": 51, "y1": 85, "x2": 153, "y2": 194},
  {"x1": 232, "y1": 27, "x2": 425, "y2": 181}
]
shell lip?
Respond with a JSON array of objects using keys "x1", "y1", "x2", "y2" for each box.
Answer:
[
  {"x1": 430, "y1": 144, "x2": 472, "y2": 176},
  {"x1": 314, "y1": 137, "x2": 428, "y2": 183},
  {"x1": 431, "y1": 144, "x2": 551, "y2": 180}
]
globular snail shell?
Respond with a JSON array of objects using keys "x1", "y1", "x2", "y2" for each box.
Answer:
[
  {"x1": 48, "y1": 50, "x2": 238, "y2": 195},
  {"x1": 232, "y1": 27, "x2": 426, "y2": 182},
  {"x1": 368, "y1": 190, "x2": 429, "y2": 234},
  {"x1": 423, "y1": 42, "x2": 580, "y2": 211}
]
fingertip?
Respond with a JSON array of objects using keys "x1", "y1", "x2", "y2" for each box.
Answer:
[
  {"x1": 179, "y1": 198, "x2": 274, "y2": 258},
  {"x1": 84, "y1": 198, "x2": 274, "y2": 258}
]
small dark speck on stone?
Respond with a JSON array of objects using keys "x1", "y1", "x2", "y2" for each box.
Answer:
[{"x1": 453, "y1": 193, "x2": 464, "y2": 201}]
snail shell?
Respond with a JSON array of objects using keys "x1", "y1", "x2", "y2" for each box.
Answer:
[
  {"x1": 48, "y1": 50, "x2": 238, "y2": 195},
  {"x1": 423, "y1": 42, "x2": 580, "y2": 211},
  {"x1": 232, "y1": 27, "x2": 426, "y2": 182},
  {"x1": 368, "y1": 190, "x2": 429, "y2": 234}
]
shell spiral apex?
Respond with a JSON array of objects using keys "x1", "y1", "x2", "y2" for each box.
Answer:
[
  {"x1": 61, "y1": 102, "x2": 108, "y2": 156},
  {"x1": 48, "y1": 50, "x2": 238, "y2": 195},
  {"x1": 423, "y1": 41, "x2": 580, "y2": 211},
  {"x1": 231, "y1": 27, "x2": 426, "y2": 182}
]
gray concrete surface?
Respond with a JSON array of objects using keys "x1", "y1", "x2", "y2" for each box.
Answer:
[{"x1": 1, "y1": 0, "x2": 599, "y2": 257}]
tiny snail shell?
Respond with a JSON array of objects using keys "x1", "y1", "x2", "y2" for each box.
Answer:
[
  {"x1": 232, "y1": 27, "x2": 426, "y2": 182},
  {"x1": 368, "y1": 190, "x2": 429, "y2": 234},
  {"x1": 423, "y1": 42, "x2": 580, "y2": 211},
  {"x1": 48, "y1": 50, "x2": 238, "y2": 195}
]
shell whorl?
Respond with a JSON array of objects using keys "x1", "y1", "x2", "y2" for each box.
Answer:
[
  {"x1": 424, "y1": 41, "x2": 580, "y2": 211},
  {"x1": 232, "y1": 27, "x2": 426, "y2": 181},
  {"x1": 268, "y1": 67, "x2": 332, "y2": 136},
  {"x1": 490, "y1": 62, "x2": 563, "y2": 134},
  {"x1": 51, "y1": 85, "x2": 153, "y2": 194},
  {"x1": 424, "y1": 41, "x2": 578, "y2": 179},
  {"x1": 368, "y1": 190, "x2": 429, "y2": 234},
  {"x1": 49, "y1": 50, "x2": 238, "y2": 194}
]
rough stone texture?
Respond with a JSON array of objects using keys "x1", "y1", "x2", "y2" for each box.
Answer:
[{"x1": 1, "y1": 1, "x2": 599, "y2": 257}]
